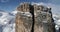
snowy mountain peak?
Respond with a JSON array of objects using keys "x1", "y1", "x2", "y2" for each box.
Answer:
[
  {"x1": 0, "y1": 10, "x2": 15, "y2": 25},
  {"x1": 0, "y1": 10, "x2": 15, "y2": 32},
  {"x1": 11, "y1": 10, "x2": 17, "y2": 15}
]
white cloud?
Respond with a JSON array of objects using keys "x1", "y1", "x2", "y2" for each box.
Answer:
[{"x1": 1, "y1": 0, "x2": 9, "y2": 3}]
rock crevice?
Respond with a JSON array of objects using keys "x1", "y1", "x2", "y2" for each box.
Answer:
[{"x1": 15, "y1": 2, "x2": 55, "y2": 32}]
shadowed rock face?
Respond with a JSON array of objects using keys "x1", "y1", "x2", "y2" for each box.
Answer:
[
  {"x1": 34, "y1": 5, "x2": 55, "y2": 32},
  {"x1": 34, "y1": 8, "x2": 53, "y2": 32},
  {"x1": 16, "y1": 2, "x2": 55, "y2": 32}
]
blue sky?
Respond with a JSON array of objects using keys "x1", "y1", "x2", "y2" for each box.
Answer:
[{"x1": 0, "y1": 0, "x2": 60, "y2": 14}]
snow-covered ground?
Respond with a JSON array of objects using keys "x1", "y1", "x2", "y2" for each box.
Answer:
[
  {"x1": 53, "y1": 14, "x2": 60, "y2": 30},
  {"x1": 0, "y1": 10, "x2": 17, "y2": 32}
]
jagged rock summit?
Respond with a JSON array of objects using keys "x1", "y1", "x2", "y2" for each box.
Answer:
[{"x1": 15, "y1": 2, "x2": 55, "y2": 32}]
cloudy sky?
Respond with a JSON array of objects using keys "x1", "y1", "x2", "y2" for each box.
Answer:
[{"x1": 0, "y1": 0, "x2": 60, "y2": 14}]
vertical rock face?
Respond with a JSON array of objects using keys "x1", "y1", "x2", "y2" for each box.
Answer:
[
  {"x1": 17, "y1": 2, "x2": 31, "y2": 12},
  {"x1": 15, "y1": 2, "x2": 55, "y2": 32},
  {"x1": 33, "y1": 4, "x2": 55, "y2": 32},
  {"x1": 15, "y1": 12, "x2": 33, "y2": 32},
  {"x1": 15, "y1": 2, "x2": 34, "y2": 32}
]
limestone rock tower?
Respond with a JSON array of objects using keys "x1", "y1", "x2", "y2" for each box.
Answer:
[
  {"x1": 15, "y1": 2, "x2": 34, "y2": 32},
  {"x1": 15, "y1": 2, "x2": 55, "y2": 32}
]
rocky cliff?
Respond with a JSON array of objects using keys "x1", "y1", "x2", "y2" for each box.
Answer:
[{"x1": 15, "y1": 2, "x2": 55, "y2": 32}]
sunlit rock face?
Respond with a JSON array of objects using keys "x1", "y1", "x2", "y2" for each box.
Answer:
[
  {"x1": 17, "y1": 2, "x2": 31, "y2": 12},
  {"x1": 16, "y1": 2, "x2": 55, "y2": 32},
  {"x1": 16, "y1": 12, "x2": 33, "y2": 32},
  {"x1": 16, "y1": 2, "x2": 33, "y2": 32}
]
